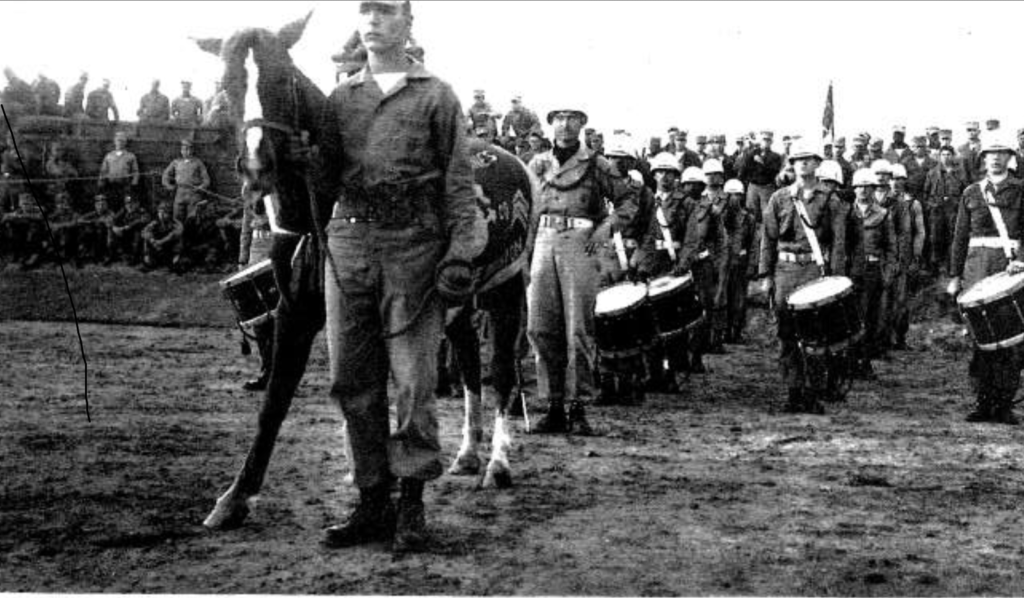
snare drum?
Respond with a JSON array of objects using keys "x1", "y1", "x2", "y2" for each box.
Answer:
[
  {"x1": 220, "y1": 259, "x2": 279, "y2": 328},
  {"x1": 647, "y1": 275, "x2": 704, "y2": 340},
  {"x1": 786, "y1": 276, "x2": 862, "y2": 354},
  {"x1": 957, "y1": 271, "x2": 1024, "y2": 351},
  {"x1": 594, "y1": 283, "x2": 653, "y2": 358}
]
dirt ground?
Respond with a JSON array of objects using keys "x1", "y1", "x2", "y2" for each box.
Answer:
[{"x1": 3, "y1": 267, "x2": 1024, "y2": 595}]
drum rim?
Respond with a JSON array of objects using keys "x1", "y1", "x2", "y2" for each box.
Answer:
[
  {"x1": 647, "y1": 274, "x2": 694, "y2": 297},
  {"x1": 957, "y1": 272, "x2": 1024, "y2": 309},
  {"x1": 220, "y1": 258, "x2": 275, "y2": 287},
  {"x1": 595, "y1": 283, "x2": 649, "y2": 317},
  {"x1": 786, "y1": 275, "x2": 854, "y2": 311},
  {"x1": 799, "y1": 329, "x2": 864, "y2": 355}
]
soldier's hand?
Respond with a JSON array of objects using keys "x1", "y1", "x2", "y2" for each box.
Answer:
[{"x1": 946, "y1": 276, "x2": 962, "y2": 296}]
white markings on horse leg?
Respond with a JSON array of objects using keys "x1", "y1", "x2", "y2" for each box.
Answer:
[
  {"x1": 448, "y1": 386, "x2": 483, "y2": 476},
  {"x1": 483, "y1": 411, "x2": 513, "y2": 489},
  {"x1": 203, "y1": 482, "x2": 256, "y2": 530}
]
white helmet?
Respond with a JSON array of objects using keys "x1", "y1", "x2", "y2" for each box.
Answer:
[
  {"x1": 787, "y1": 139, "x2": 823, "y2": 163},
  {"x1": 852, "y1": 168, "x2": 879, "y2": 188},
  {"x1": 816, "y1": 160, "x2": 844, "y2": 185},
  {"x1": 890, "y1": 163, "x2": 908, "y2": 179},
  {"x1": 981, "y1": 132, "x2": 1016, "y2": 156},
  {"x1": 649, "y1": 152, "x2": 681, "y2": 174},
  {"x1": 724, "y1": 179, "x2": 745, "y2": 194},
  {"x1": 702, "y1": 158, "x2": 724, "y2": 175},
  {"x1": 681, "y1": 166, "x2": 707, "y2": 184},
  {"x1": 870, "y1": 159, "x2": 893, "y2": 175}
]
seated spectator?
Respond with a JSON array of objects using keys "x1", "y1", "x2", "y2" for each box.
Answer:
[
  {"x1": 137, "y1": 79, "x2": 170, "y2": 123},
  {"x1": 85, "y1": 79, "x2": 119, "y2": 122},
  {"x1": 108, "y1": 194, "x2": 151, "y2": 265},
  {"x1": 33, "y1": 74, "x2": 61, "y2": 117},
  {"x1": 182, "y1": 199, "x2": 224, "y2": 272},
  {"x1": 48, "y1": 191, "x2": 80, "y2": 265},
  {"x1": 215, "y1": 202, "x2": 243, "y2": 271},
  {"x1": 78, "y1": 194, "x2": 115, "y2": 263},
  {"x1": 2, "y1": 192, "x2": 45, "y2": 268},
  {"x1": 171, "y1": 81, "x2": 203, "y2": 127},
  {"x1": 142, "y1": 202, "x2": 183, "y2": 272}
]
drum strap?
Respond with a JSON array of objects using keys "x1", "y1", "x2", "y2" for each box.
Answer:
[
  {"x1": 793, "y1": 198, "x2": 825, "y2": 269},
  {"x1": 608, "y1": 200, "x2": 629, "y2": 271},
  {"x1": 655, "y1": 206, "x2": 677, "y2": 261},
  {"x1": 984, "y1": 188, "x2": 1016, "y2": 260}
]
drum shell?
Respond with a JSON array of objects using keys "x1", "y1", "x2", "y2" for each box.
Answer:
[
  {"x1": 220, "y1": 260, "x2": 280, "y2": 328},
  {"x1": 595, "y1": 291, "x2": 654, "y2": 358},
  {"x1": 648, "y1": 278, "x2": 704, "y2": 340},
  {"x1": 960, "y1": 290, "x2": 1024, "y2": 351},
  {"x1": 788, "y1": 286, "x2": 862, "y2": 353}
]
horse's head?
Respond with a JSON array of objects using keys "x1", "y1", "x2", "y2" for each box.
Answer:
[
  {"x1": 194, "y1": 13, "x2": 311, "y2": 194},
  {"x1": 195, "y1": 13, "x2": 330, "y2": 234}
]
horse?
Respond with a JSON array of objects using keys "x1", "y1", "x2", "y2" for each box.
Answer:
[
  {"x1": 198, "y1": 16, "x2": 531, "y2": 530},
  {"x1": 195, "y1": 14, "x2": 339, "y2": 530}
]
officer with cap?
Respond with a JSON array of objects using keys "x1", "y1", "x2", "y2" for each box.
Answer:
[
  {"x1": 527, "y1": 105, "x2": 638, "y2": 433},
  {"x1": 162, "y1": 138, "x2": 211, "y2": 223},
  {"x1": 500, "y1": 94, "x2": 541, "y2": 143},
  {"x1": 959, "y1": 121, "x2": 983, "y2": 182},
  {"x1": 759, "y1": 140, "x2": 848, "y2": 413},
  {"x1": 900, "y1": 135, "x2": 937, "y2": 200},
  {"x1": 949, "y1": 133, "x2": 1024, "y2": 424},
  {"x1": 850, "y1": 133, "x2": 871, "y2": 170}
]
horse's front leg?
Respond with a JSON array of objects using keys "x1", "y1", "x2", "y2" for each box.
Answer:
[{"x1": 204, "y1": 299, "x2": 321, "y2": 529}]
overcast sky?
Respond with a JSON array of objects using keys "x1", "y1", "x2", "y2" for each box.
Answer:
[{"x1": 3, "y1": 1, "x2": 1021, "y2": 149}]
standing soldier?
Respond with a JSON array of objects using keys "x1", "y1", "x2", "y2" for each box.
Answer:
[
  {"x1": 948, "y1": 135, "x2": 1024, "y2": 424},
  {"x1": 696, "y1": 159, "x2": 731, "y2": 354},
  {"x1": 759, "y1": 142, "x2": 848, "y2": 414},
  {"x1": 171, "y1": 81, "x2": 203, "y2": 126},
  {"x1": 849, "y1": 133, "x2": 872, "y2": 170},
  {"x1": 901, "y1": 135, "x2": 937, "y2": 200},
  {"x1": 98, "y1": 131, "x2": 139, "y2": 210},
  {"x1": 926, "y1": 145, "x2": 969, "y2": 275},
  {"x1": 959, "y1": 121, "x2": 983, "y2": 182},
  {"x1": 888, "y1": 164, "x2": 926, "y2": 349},
  {"x1": 846, "y1": 169, "x2": 897, "y2": 378},
  {"x1": 107, "y1": 194, "x2": 151, "y2": 265},
  {"x1": 527, "y1": 105, "x2": 638, "y2": 434},
  {"x1": 162, "y1": 138, "x2": 211, "y2": 223},
  {"x1": 64, "y1": 72, "x2": 88, "y2": 118},
  {"x1": 737, "y1": 130, "x2": 782, "y2": 279},
  {"x1": 317, "y1": 0, "x2": 487, "y2": 554},
  {"x1": 33, "y1": 74, "x2": 61, "y2": 116},
  {"x1": 722, "y1": 178, "x2": 755, "y2": 343},
  {"x1": 137, "y1": 79, "x2": 170, "y2": 123},
  {"x1": 833, "y1": 137, "x2": 854, "y2": 190},
  {"x1": 884, "y1": 125, "x2": 910, "y2": 164},
  {"x1": 674, "y1": 130, "x2": 702, "y2": 170},
  {"x1": 466, "y1": 89, "x2": 500, "y2": 138},
  {"x1": 499, "y1": 94, "x2": 541, "y2": 144},
  {"x1": 85, "y1": 79, "x2": 119, "y2": 122}
]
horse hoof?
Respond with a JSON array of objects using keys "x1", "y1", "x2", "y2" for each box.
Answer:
[
  {"x1": 447, "y1": 452, "x2": 481, "y2": 476},
  {"x1": 483, "y1": 463, "x2": 513, "y2": 489},
  {"x1": 203, "y1": 494, "x2": 251, "y2": 530}
]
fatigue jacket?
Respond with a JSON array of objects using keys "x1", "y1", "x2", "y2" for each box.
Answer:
[
  {"x1": 111, "y1": 206, "x2": 151, "y2": 233},
  {"x1": 85, "y1": 89, "x2": 118, "y2": 121},
  {"x1": 500, "y1": 107, "x2": 541, "y2": 138},
  {"x1": 680, "y1": 191, "x2": 729, "y2": 273},
  {"x1": 878, "y1": 191, "x2": 912, "y2": 267},
  {"x1": 900, "y1": 155, "x2": 938, "y2": 199},
  {"x1": 528, "y1": 144, "x2": 637, "y2": 245},
  {"x1": 49, "y1": 206, "x2": 78, "y2": 228},
  {"x1": 958, "y1": 141, "x2": 983, "y2": 183},
  {"x1": 950, "y1": 176, "x2": 1024, "y2": 278},
  {"x1": 759, "y1": 182, "x2": 848, "y2": 277},
  {"x1": 619, "y1": 177, "x2": 654, "y2": 244},
  {"x1": 324, "y1": 60, "x2": 484, "y2": 265},
  {"x1": 99, "y1": 150, "x2": 139, "y2": 185},
  {"x1": 142, "y1": 217, "x2": 183, "y2": 244},
  {"x1": 162, "y1": 157, "x2": 210, "y2": 201},
  {"x1": 64, "y1": 81, "x2": 86, "y2": 117},
  {"x1": 847, "y1": 201, "x2": 896, "y2": 278},
  {"x1": 633, "y1": 190, "x2": 695, "y2": 278},
  {"x1": 138, "y1": 91, "x2": 170, "y2": 122},
  {"x1": 171, "y1": 95, "x2": 203, "y2": 126},
  {"x1": 925, "y1": 165, "x2": 968, "y2": 209},
  {"x1": 736, "y1": 147, "x2": 783, "y2": 186}
]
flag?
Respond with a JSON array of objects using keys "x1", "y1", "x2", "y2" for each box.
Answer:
[{"x1": 821, "y1": 82, "x2": 835, "y2": 143}]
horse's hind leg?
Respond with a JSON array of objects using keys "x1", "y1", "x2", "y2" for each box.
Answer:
[
  {"x1": 483, "y1": 275, "x2": 523, "y2": 489},
  {"x1": 204, "y1": 306, "x2": 321, "y2": 529},
  {"x1": 446, "y1": 306, "x2": 484, "y2": 475}
]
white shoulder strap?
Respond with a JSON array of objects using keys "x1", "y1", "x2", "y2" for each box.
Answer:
[
  {"x1": 655, "y1": 205, "x2": 677, "y2": 261},
  {"x1": 792, "y1": 195, "x2": 825, "y2": 267},
  {"x1": 983, "y1": 187, "x2": 1015, "y2": 260}
]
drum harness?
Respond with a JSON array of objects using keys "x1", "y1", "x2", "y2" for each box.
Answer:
[{"x1": 984, "y1": 188, "x2": 1017, "y2": 262}]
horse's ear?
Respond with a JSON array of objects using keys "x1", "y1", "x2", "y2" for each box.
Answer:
[
  {"x1": 192, "y1": 37, "x2": 223, "y2": 56},
  {"x1": 278, "y1": 11, "x2": 313, "y2": 50}
]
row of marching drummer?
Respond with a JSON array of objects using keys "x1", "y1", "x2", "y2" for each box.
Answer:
[{"x1": 522, "y1": 106, "x2": 1024, "y2": 426}]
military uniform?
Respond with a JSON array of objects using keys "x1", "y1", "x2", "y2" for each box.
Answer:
[
  {"x1": 925, "y1": 163, "x2": 968, "y2": 272},
  {"x1": 736, "y1": 145, "x2": 783, "y2": 266},
  {"x1": 760, "y1": 181, "x2": 848, "y2": 406},
  {"x1": 108, "y1": 203, "x2": 151, "y2": 264},
  {"x1": 77, "y1": 204, "x2": 115, "y2": 262},
  {"x1": 900, "y1": 154, "x2": 938, "y2": 200},
  {"x1": 724, "y1": 191, "x2": 756, "y2": 341},
  {"x1": 690, "y1": 187, "x2": 731, "y2": 353},
  {"x1": 98, "y1": 148, "x2": 139, "y2": 209},
  {"x1": 85, "y1": 88, "x2": 118, "y2": 121},
  {"x1": 848, "y1": 198, "x2": 897, "y2": 364},
  {"x1": 170, "y1": 95, "x2": 203, "y2": 126},
  {"x1": 162, "y1": 153, "x2": 211, "y2": 222},
  {"x1": 950, "y1": 175, "x2": 1024, "y2": 423},
  {"x1": 885, "y1": 190, "x2": 925, "y2": 348},
  {"x1": 142, "y1": 212, "x2": 184, "y2": 268},
  {"x1": 138, "y1": 90, "x2": 170, "y2": 122},
  {"x1": 958, "y1": 140, "x2": 983, "y2": 183},
  {"x1": 33, "y1": 76, "x2": 61, "y2": 117},
  {"x1": 63, "y1": 80, "x2": 86, "y2": 118},
  {"x1": 1, "y1": 200, "x2": 45, "y2": 266},
  {"x1": 48, "y1": 200, "x2": 80, "y2": 263},
  {"x1": 528, "y1": 141, "x2": 638, "y2": 430},
  {"x1": 500, "y1": 106, "x2": 541, "y2": 140}
]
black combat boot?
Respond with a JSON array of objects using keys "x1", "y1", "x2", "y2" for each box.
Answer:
[
  {"x1": 803, "y1": 390, "x2": 826, "y2": 415},
  {"x1": 966, "y1": 391, "x2": 993, "y2": 423},
  {"x1": 393, "y1": 478, "x2": 428, "y2": 553},
  {"x1": 568, "y1": 400, "x2": 595, "y2": 436},
  {"x1": 783, "y1": 388, "x2": 804, "y2": 413},
  {"x1": 992, "y1": 391, "x2": 1019, "y2": 426},
  {"x1": 323, "y1": 482, "x2": 395, "y2": 548},
  {"x1": 531, "y1": 400, "x2": 568, "y2": 434}
]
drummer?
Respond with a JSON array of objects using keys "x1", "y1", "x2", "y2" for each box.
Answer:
[
  {"x1": 759, "y1": 140, "x2": 849, "y2": 414},
  {"x1": 847, "y1": 168, "x2": 897, "y2": 379},
  {"x1": 634, "y1": 153, "x2": 696, "y2": 392},
  {"x1": 948, "y1": 134, "x2": 1024, "y2": 424}
]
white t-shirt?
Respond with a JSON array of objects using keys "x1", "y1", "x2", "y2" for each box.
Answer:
[{"x1": 373, "y1": 72, "x2": 406, "y2": 96}]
